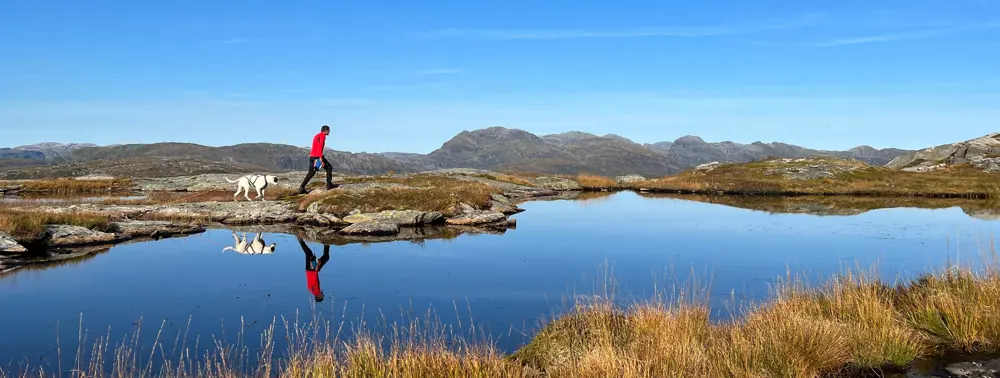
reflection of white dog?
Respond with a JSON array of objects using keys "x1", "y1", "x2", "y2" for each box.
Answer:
[
  {"x1": 225, "y1": 174, "x2": 279, "y2": 202},
  {"x1": 222, "y1": 231, "x2": 277, "y2": 254}
]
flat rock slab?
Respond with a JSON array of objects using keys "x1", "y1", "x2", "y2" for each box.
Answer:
[
  {"x1": 110, "y1": 221, "x2": 205, "y2": 238},
  {"x1": 44, "y1": 225, "x2": 117, "y2": 247},
  {"x1": 343, "y1": 210, "x2": 443, "y2": 226},
  {"x1": 295, "y1": 213, "x2": 348, "y2": 227},
  {"x1": 0, "y1": 231, "x2": 27, "y2": 253},
  {"x1": 340, "y1": 222, "x2": 399, "y2": 236},
  {"x1": 446, "y1": 211, "x2": 507, "y2": 225}
]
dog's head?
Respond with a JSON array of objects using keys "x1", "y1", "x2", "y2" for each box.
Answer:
[{"x1": 270, "y1": 176, "x2": 280, "y2": 184}]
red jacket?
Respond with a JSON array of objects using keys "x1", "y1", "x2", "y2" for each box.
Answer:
[
  {"x1": 310, "y1": 132, "x2": 327, "y2": 157},
  {"x1": 306, "y1": 270, "x2": 321, "y2": 297}
]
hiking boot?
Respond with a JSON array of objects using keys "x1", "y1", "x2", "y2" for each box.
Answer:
[
  {"x1": 326, "y1": 184, "x2": 339, "y2": 190},
  {"x1": 296, "y1": 188, "x2": 308, "y2": 195}
]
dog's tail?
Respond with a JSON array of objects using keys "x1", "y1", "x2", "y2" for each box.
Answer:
[
  {"x1": 222, "y1": 247, "x2": 235, "y2": 253},
  {"x1": 224, "y1": 177, "x2": 239, "y2": 183}
]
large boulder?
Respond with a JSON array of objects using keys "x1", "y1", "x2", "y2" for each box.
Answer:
[
  {"x1": 295, "y1": 213, "x2": 348, "y2": 227},
  {"x1": 44, "y1": 225, "x2": 117, "y2": 247},
  {"x1": 340, "y1": 222, "x2": 399, "y2": 236},
  {"x1": 110, "y1": 221, "x2": 205, "y2": 239},
  {"x1": 0, "y1": 231, "x2": 27, "y2": 253},
  {"x1": 343, "y1": 210, "x2": 443, "y2": 226},
  {"x1": 532, "y1": 177, "x2": 582, "y2": 191}
]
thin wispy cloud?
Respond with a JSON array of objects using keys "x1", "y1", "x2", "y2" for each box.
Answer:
[
  {"x1": 418, "y1": 13, "x2": 826, "y2": 40},
  {"x1": 818, "y1": 21, "x2": 1000, "y2": 47}
]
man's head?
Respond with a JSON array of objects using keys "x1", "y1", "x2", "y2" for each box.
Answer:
[
  {"x1": 315, "y1": 291, "x2": 325, "y2": 302},
  {"x1": 320, "y1": 125, "x2": 330, "y2": 135}
]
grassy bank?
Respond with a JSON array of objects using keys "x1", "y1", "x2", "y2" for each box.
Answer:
[
  {"x1": 0, "y1": 178, "x2": 133, "y2": 196},
  {"x1": 637, "y1": 159, "x2": 1000, "y2": 197},
  {"x1": 298, "y1": 174, "x2": 502, "y2": 217},
  {"x1": 5, "y1": 262, "x2": 1000, "y2": 377},
  {"x1": 0, "y1": 210, "x2": 111, "y2": 243}
]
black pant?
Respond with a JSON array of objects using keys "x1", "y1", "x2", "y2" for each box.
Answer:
[
  {"x1": 299, "y1": 237, "x2": 330, "y2": 272},
  {"x1": 300, "y1": 156, "x2": 333, "y2": 190}
]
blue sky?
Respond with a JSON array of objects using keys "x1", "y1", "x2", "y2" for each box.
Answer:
[{"x1": 2, "y1": 0, "x2": 998, "y2": 153}]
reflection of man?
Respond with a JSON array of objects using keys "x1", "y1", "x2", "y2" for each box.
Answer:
[{"x1": 298, "y1": 235, "x2": 330, "y2": 302}]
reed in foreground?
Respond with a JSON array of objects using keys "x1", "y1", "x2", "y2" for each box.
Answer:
[{"x1": 5, "y1": 263, "x2": 1000, "y2": 378}]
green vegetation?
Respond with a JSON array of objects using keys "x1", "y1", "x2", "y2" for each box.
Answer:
[
  {"x1": 298, "y1": 174, "x2": 502, "y2": 217},
  {"x1": 6, "y1": 262, "x2": 1000, "y2": 377}
]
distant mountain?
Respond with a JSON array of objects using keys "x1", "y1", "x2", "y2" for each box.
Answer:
[
  {"x1": 887, "y1": 132, "x2": 1000, "y2": 172},
  {"x1": 1, "y1": 127, "x2": 914, "y2": 179},
  {"x1": 0, "y1": 142, "x2": 418, "y2": 179},
  {"x1": 646, "y1": 135, "x2": 909, "y2": 167},
  {"x1": 14, "y1": 142, "x2": 97, "y2": 161}
]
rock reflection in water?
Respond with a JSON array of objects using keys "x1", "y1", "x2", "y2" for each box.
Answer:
[{"x1": 639, "y1": 193, "x2": 1000, "y2": 219}]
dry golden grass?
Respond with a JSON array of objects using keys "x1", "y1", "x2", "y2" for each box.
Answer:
[
  {"x1": 574, "y1": 175, "x2": 618, "y2": 190},
  {"x1": 0, "y1": 210, "x2": 111, "y2": 243},
  {"x1": 470, "y1": 173, "x2": 537, "y2": 187},
  {"x1": 0, "y1": 178, "x2": 133, "y2": 195},
  {"x1": 637, "y1": 159, "x2": 1000, "y2": 197},
  {"x1": 5, "y1": 262, "x2": 1000, "y2": 378},
  {"x1": 298, "y1": 175, "x2": 502, "y2": 217}
]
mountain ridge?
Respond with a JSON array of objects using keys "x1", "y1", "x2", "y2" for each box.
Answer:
[{"x1": 2, "y1": 128, "x2": 914, "y2": 179}]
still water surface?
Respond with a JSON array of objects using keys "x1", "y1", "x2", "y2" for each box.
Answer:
[{"x1": 1, "y1": 192, "x2": 997, "y2": 367}]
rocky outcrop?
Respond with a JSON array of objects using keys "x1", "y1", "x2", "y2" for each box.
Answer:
[
  {"x1": 340, "y1": 221, "x2": 399, "y2": 236},
  {"x1": 109, "y1": 221, "x2": 205, "y2": 239},
  {"x1": 887, "y1": 133, "x2": 1000, "y2": 172},
  {"x1": 0, "y1": 231, "x2": 27, "y2": 253},
  {"x1": 762, "y1": 158, "x2": 867, "y2": 180},
  {"x1": 343, "y1": 210, "x2": 443, "y2": 226},
  {"x1": 44, "y1": 225, "x2": 118, "y2": 247},
  {"x1": 615, "y1": 174, "x2": 646, "y2": 185},
  {"x1": 532, "y1": 177, "x2": 583, "y2": 191}
]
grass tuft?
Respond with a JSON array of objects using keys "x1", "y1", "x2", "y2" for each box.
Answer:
[
  {"x1": 1, "y1": 178, "x2": 133, "y2": 195},
  {"x1": 0, "y1": 210, "x2": 111, "y2": 242}
]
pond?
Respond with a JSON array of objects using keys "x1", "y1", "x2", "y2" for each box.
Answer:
[{"x1": 1, "y1": 192, "x2": 998, "y2": 369}]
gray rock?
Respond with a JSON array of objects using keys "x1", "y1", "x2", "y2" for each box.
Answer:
[
  {"x1": 615, "y1": 174, "x2": 646, "y2": 185},
  {"x1": 532, "y1": 177, "x2": 583, "y2": 191},
  {"x1": 44, "y1": 225, "x2": 117, "y2": 247},
  {"x1": 0, "y1": 231, "x2": 27, "y2": 253},
  {"x1": 945, "y1": 358, "x2": 1000, "y2": 378},
  {"x1": 888, "y1": 133, "x2": 1000, "y2": 172},
  {"x1": 343, "y1": 210, "x2": 443, "y2": 226},
  {"x1": 110, "y1": 221, "x2": 205, "y2": 238},
  {"x1": 490, "y1": 200, "x2": 522, "y2": 215},
  {"x1": 446, "y1": 211, "x2": 506, "y2": 225},
  {"x1": 306, "y1": 201, "x2": 321, "y2": 214},
  {"x1": 340, "y1": 222, "x2": 399, "y2": 236},
  {"x1": 490, "y1": 193, "x2": 511, "y2": 204},
  {"x1": 295, "y1": 213, "x2": 347, "y2": 227}
]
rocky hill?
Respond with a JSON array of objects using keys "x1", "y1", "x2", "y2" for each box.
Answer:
[
  {"x1": 887, "y1": 132, "x2": 1000, "y2": 172},
  {"x1": 650, "y1": 135, "x2": 908, "y2": 168},
  {"x1": 2, "y1": 127, "x2": 914, "y2": 179}
]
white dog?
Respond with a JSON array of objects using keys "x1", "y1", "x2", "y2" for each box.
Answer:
[
  {"x1": 222, "y1": 231, "x2": 277, "y2": 255},
  {"x1": 225, "y1": 174, "x2": 279, "y2": 201}
]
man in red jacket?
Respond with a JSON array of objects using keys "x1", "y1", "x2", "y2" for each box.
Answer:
[
  {"x1": 298, "y1": 235, "x2": 330, "y2": 303},
  {"x1": 297, "y1": 125, "x2": 335, "y2": 194}
]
